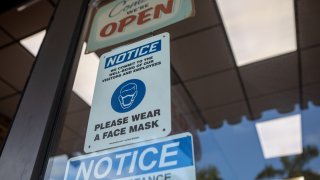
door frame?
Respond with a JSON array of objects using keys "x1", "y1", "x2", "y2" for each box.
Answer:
[{"x1": 0, "y1": 0, "x2": 90, "y2": 179}]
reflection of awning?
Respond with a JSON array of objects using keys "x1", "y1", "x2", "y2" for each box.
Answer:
[
  {"x1": 173, "y1": 43, "x2": 320, "y2": 129},
  {"x1": 168, "y1": 0, "x2": 320, "y2": 129},
  {"x1": 172, "y1": 47, "x2": 320, "y2": 129}
]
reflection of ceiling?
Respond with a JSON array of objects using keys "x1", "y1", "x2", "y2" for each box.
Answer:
[
  {"x1": 0, "y1": 0, "x2": 28, "y2": 14},
  {"x1": 217, "y1": 0, "x2": 297, "y2": 66},
  {"x1": 0, "y1": 0, "x2": 55, "y2": 142},
  {"x1": 0, "y1": 0, "x2": 320, "y2": 155},
  {"x1": 171, "y1": 0, "x2": 320, "y2": 129},
  {"x1": 256, "y1": 114, "x2": 302, "y2": 159}
]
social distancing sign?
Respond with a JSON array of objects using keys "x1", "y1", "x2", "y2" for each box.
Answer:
[
  {"x1": 64, "y1": 133, "x2": 196, "y2": 180},
  {"x1": 84, "y1": 32, "x2": 171, "y2": 153}
]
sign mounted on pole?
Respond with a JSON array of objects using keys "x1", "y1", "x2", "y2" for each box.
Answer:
[
  {"x1": 86, "y1": 0, "x2": 195, "y2": 53},
  {"x1": 84, "y1": 32, "x2": 171, "y2": 153},
  {"x1": 65, "y1": 133, "x2": 196, "y2": 180}
]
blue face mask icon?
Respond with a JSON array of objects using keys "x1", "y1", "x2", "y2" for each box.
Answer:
[
  {"x1": 118, "y1": 83, "x2": 138, "y2": 109},
  {"x1": 111, "y1": 79, "x2": 146, "y2": 113}
]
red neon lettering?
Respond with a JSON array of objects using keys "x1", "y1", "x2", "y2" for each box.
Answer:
[
  {"x1": 100, "y1": 23, "x2": 117, "y2": 37},
  {"x1": 154, "y1": 0, "x2": 174, "y2": 19},
  {"x1": 118, "y1": 15, "x2": 136, "y2": 32},
  {"x1": 137, "y1": 8, "x2": 152, "y2": 25}
]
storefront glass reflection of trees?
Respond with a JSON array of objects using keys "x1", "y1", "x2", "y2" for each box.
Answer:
[
  {"x1": 193, "y1": 103, "x2": 320, "y2": 180},
  {"x1": 257, "y1": 145, "x2": 319, "y2": 179}
]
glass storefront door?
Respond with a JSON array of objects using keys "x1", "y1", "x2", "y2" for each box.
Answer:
[{"x1": 2, "y1": 0, "x2": 320, "y2": 180}]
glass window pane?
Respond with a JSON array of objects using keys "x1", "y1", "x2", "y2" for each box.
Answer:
[{"x1": 44, "y1": 0, "x2": 320, "y2": 179}]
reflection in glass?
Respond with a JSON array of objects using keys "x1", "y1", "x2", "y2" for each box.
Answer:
[
  {"x1": 256, "y1": 146, "x2": 319, "y2": 179},
  {"x1": 19, "y1": 30, "x2": 46, "y2": 57},
  {"x1": 256, "y1": 114, "x2": 302, "y2": 159},
  {"x1": 197, "y1": 166, "x2": 222, "y2": 180},
  {"x1": 72, "y1": 43, "x2": 99, "y2": 105},
  {"x1": 216, "y1": 0, "x2": 297, "y2": 66},
  {"x1": 43, "y1": 0, "x2": 320, "y2": 179}
]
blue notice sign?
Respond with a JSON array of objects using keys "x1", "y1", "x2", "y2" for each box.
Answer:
[
  {"x1": 105, "y1": 40, "x2": 161, "y2": 69},
  {"x1": 64, "y1": 133, "x2": 195, "y2": 180}
]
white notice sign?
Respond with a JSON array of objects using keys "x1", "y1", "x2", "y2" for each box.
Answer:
[{"x1": 84, "y1": 32, "x2": 171, "y2": 153}]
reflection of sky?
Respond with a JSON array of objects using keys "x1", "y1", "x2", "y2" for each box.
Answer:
[{"x1": 197, "y1": 103, "x2": 320, "y2": 179}]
